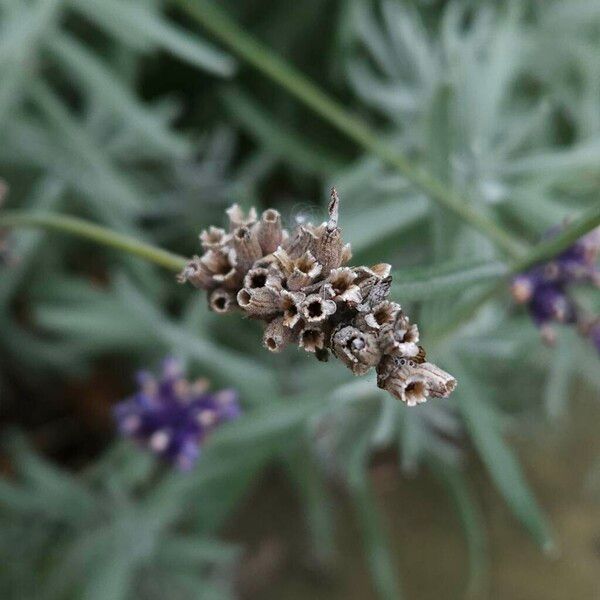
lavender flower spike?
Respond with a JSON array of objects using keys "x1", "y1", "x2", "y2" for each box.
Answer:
[
  {"x1": 511, "y1": 224, "x2": 600, "y2": 352},
  {"x1": 113, "y1": 358, "x2": 241, "y2": 471}
]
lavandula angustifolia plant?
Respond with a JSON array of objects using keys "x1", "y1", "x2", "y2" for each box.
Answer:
[
  {"x1": 511, "y1": 225, "x2": 600, "y2": 349},
  {"x1": 178, "y1": 189, "x2": 457, "y2": 406},
  {"x1": 114, "y1": 358, "x2": 241, "y2": 470}
]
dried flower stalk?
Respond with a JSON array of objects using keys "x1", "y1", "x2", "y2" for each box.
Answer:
[{"x1": 179, "y1": 189, "x2": 456, "y2": 406}]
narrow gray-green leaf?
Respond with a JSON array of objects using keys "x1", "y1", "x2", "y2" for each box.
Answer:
[
  {"x1": 348, "y1": 424, "x2": 403, "y2": 600},
  {"x1": 427, "y1": 456, "x2": 488, "y2": 599},
  {"x1": 72, "y1": 0, "x2": 236, "y2": 76},
  {"x1": 222, "y1": 88, "x2": 344, "y2": 175},
  {"x1": 48, "y1": 32, "x2": 191, "y2": 157},
  {"x1": 392, "y1": 259, "x2": 507, "y2": 302},
  {"x1": 344, "y1": 196, "x2": 428, "y2": 254},
  {"x1": 449, "y1": 359, "x2": 555, "y2": 552}
]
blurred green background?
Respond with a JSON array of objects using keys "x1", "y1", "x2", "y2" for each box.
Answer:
[{"x1": 1, "y1": 1, "x2": 600, "y2": 598}]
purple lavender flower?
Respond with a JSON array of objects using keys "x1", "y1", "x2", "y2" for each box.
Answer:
[
  {"x1": 113, "y1": 358, "x2": 241, "y2": 471},
  {"x1": 511, "y1": 225, "x2": 599, "y2": 350},
  {"x1": 528, "y1": 283, "x2": 576, "y2": 326}
]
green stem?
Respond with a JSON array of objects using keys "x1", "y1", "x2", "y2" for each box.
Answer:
[
  {"x1": 510, "y1": 202, "x2": 600, "y2": 275},
  {"x1": 1, "y1": 196, "x2": 597, "y2": 345},
  {"x1": 427, "y1": 205, "x2": 600, "y2": 341},
  {"x1": 0, "y1": 211, "x2": 187, "y2": 272},
  {"x1": 173, "y1": 0, "x2": 525, "y2": 260}
]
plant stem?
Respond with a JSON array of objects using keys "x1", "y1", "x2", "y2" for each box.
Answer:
[
  {"x1": 173, "y1": 0, "x2": 525, "y2": 260},
  {"x1": 0, "y1": 211, "x2": 187, "y2": 272},
  {"x1": 1, "y1": 196, "x2": 597, "y2": 341},
  {"x1": 510, "y1": 202, "x2": 600, "y2": 275}
]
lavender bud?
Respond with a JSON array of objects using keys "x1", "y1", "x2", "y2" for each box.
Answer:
[
  {"x1": 510, "y1": 274, "x2": 536, "y2": 304},
  {"x1": 529, "y1": 284, "x2": 575, "y2": 325}
]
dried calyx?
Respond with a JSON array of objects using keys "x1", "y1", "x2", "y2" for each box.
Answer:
[{"x1": 178, "y1": 189, "x2": 456, "y2": 406}]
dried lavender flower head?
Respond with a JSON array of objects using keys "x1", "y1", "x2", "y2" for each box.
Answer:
[
  {"x1": 113, "y1": 358, "x2": 241, "y2": 471},
  {"x1": 178, "y1": 189, "x2": 456, "y2": 406},
  {"x1": 511, "y1": 224, "x2": 600, "y2": 350}
]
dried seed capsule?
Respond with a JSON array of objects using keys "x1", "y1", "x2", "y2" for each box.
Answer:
[
  {"x1": 285, "y1": 225, "x2": 319, "y2": 259},
  {"x1": 312, "y1": 189, "x2": 344, "y2": 276},
  {"x1": 331, "y1": 325, "x2": 381, "y2": 375},
  {"x1": 300, "y1": 294, "x2": 337, "y2": 324},
  {"x1": 177, "y1": 249, "x2": 238, "y2": 290},
  {"x1": 353, "y1": 263, "x2": 392, "y2": 302},
  {"x1": 378, "y1": 311, "x2": 421, "y2": 357},
  {"x1": 356, "y1": 301, "x2": 401, "y2": 330},
  {"x1": 244, "y1": 266, "x2": 269, "y2": 289},
  {"x1": 273, "y1": 246, "x2": 294, "y2": 275},
  {"x1": 177, "y1": 255, "x2": 210, "y2": 289},
  {"x1": 286, "y1": 251, "x2": 322, "y2": 291},
  {"x1": 299, "y1": 328, "x2": 325, "y2": 353},
  {"x1": 323, "y1": 267, "x2": 362, "y2": 305},
  {"x1": 376, "y1": 356, "x2": 456, "y2": 407},
  {"x1": 263, "y1": 316, "x2": 295, "y2": 352},
  {"x1": 233, "y1": 226, "x2": 263, "y2": 273},
  {"x1": 280, "y1": 290, "x2": 305, "y2": 328},
  {"x1": 313, "y1": 227, "x2": 343, "y2": 276},
  {"x1": 237, "y1": 285, "x2": 281, "y2": 317},
  {"x1": 208, "y1": 288, "x2": 237, "y2": 314},
  {"x1": 254, "y1": 209, "x2": 283, "y2": 255},
  {"x1": 363, "y1": 276, "x2": 392, "y2": 307},
  {"x1": 209, "y1": 248, "x2": 240, "y2": 290},
  {"x1": 226, "y1": 204, "x2": 258, "y2": 231},
  {"x1": 200, "y1": 226, "x2": 230, "y2": 251}
]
